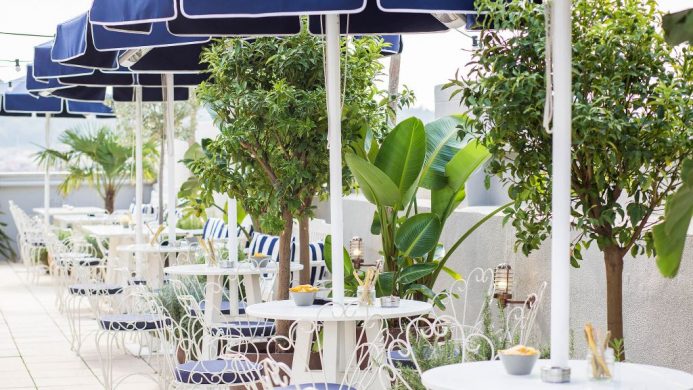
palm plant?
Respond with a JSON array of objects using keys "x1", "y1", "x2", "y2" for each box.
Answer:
[{"x1": 35, "y1": 124, "x2": 158, "y2": 213}]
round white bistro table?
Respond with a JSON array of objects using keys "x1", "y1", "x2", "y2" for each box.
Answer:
[
  {"x1": 33, "y1": 206, "x2": 106, "y2": 217},
  {"x1": 246, "y1": 299, "x2": 432, "y2": 386},
  {"x1": 116, "y1": 243, "x2": 194, "y2": 288},
  {"x1": 421, "y1": 360, "x2": 693, "y2": 390},
  {"x1": 164, "y1": 263, "x2": 303, "y2": 358}
]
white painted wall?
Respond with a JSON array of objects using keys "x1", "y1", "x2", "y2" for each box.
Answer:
[
  {"x1": 315, "y1": 195, "x2": 693, "y2": 373},
  {"x1": 0, "y1": 172, "x2": 151, "y2": 256}
]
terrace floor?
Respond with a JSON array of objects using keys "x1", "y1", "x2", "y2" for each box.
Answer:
[{"x1": 0, "y1": 260, "x2": 158, "y2": 389}]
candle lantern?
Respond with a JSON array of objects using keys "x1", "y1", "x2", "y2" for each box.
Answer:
[
  {"x1": 493, "y1": 263, "x2": 535, "y2": 308},
  {"x1": 350, "y1": 236, "x2": 364, "y2": 269}
]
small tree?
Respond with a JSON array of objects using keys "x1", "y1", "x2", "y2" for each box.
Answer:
[
  {"x1": 35, "y1": 124, "x2": 158, "y2": 213},
  {"x1": 196, "y1": 31, "x2": 393, "y2": 299},
  {"x1": 448, "y1": 0, "x2": 692, "y2": 354},
  {"x1": 115, "y1": 98, "x2": 199, "y2": 222}
]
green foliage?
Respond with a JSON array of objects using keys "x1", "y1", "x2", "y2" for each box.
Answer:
[
  {"x1": 114, "y1": 96, "x2": 200, "y2": 145},
  {"x1": 654, "y1": 159, "x2": 693, "y2": 277},
  {"x1": 157, "y1": 278, "x2": 204, "y2": 343},
  {"x1": 610, "y1": 338, "x2": 625, "y2": 362},
  {"x1": 195, "y1": 29, "x2": 397, "y2": 297},
  {"x1": 346, "y1": 116, "x2": 501, "y2": 298},
  {"x1": 34, "y1": 124, "x2": 158, "y2": 212},
  {"x1": 0, "y1": 210, "x2": 15, "y2": 260},
  {"x1": 394, "y1": 337, "x2": 465, "y2": 390},
  {"x1": 447, "y1": 0, "x2": 692, "y2": 267}
]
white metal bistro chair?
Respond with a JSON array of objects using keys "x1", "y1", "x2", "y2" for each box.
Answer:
[
  {"x1": 95, "y1": 287, "x2": 167, "y2": 389},
  {"x1": 148, "y1": 291, "x2": 264, "y2": 389}
]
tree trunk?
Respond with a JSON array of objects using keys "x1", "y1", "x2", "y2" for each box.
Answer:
[
  {"x1": 275, "y1": 210, "x2": 294, "y2": 337},
  {"x1": 104, "y1": 187, "x2": 116, "y2": 214},
  {"x1": 298, "y1": 214, "x2": 311, "y2": 285},
  {"x1": 604, "y1": 245, "x2": 625, "y2": 358},
  {"x1": 251, "y1": 215, "x2": 262, "y2": 234}
]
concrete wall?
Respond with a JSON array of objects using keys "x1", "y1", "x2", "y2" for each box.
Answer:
[
  {"x1": 0, "y1": 172, "x2": 151, "y2": 257},
  {"x1": 315, "y1": 195, "x2": 693, "y2": 373}
]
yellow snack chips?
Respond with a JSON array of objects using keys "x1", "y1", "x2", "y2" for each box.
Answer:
[
  {"x1": 290, "y1": 284, "x2": 319, "y2": 293},
  {"x1": 500, "y1": 345, "x2": 539, "y2": 356}
]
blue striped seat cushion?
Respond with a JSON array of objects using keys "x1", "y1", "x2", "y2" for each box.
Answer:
[
  {"x1": 128, "y1": 203, "x2": 156, "y2": 215},
  {"x1": 247, "y1": 233, "x2": 281, "y2": 261},
  {"x1": 211, "y1": 320, "x2": 275, "y2": 338},
  {"x1": 99, "y1": 314, "x2": 170, "y2": 331},
  {"x1": 291, "y1": 241, "x2": 327, "y2": 284},
  {"x1": 202, "y1": 218, "x2": 229, "y2": 239},
  {"x1": 174, "y1": 359, "x2": 260, "y2": 385}
]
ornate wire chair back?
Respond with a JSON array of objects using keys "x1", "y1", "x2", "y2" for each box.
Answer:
[
  {"x1": 432, "y1": 267, "x2": 494, "y2": 331},
  {"x1": 505, "y1": 281, "x2": 547, "y2": 346}
]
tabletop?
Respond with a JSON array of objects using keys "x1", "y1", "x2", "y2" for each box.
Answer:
[
  {"x1": 82, "y1": 224, "x2": 189, "y2": 238},
  {"x1": 421, "y1": 360, "x2": 693, "y2": 390},
  {"x1": 34, "y1": 206, "x2": 106, "y2": 216},
  {"x1": 245, "y1": 299, "x2": 432, "y2": 322},
  {"x1": 81, "y1": 224, "x2": 139, "y2": 238},
  {"x1": 53, "y1": 214, "x2": 118, "y2": 223},
  {"x1": 164, "y1": 262, "x2": 303, "y2": 276},
  {"x1": 116, "y1": 243, "x2": 195, "y2": 253}
]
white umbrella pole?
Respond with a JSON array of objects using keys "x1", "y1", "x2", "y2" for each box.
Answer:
[
  {"x1": 164, "y1": 74, "x2": 177, "y2": 243},
  {"x1": 228, "y1": 197, "x2": 238, "y2": 262},
  {"x1": 135, "y1": 86, "x2": 144, "y2": 276},
  {"x1": 43, "y1": 114, "x2": 51, "y2": 229},
  {"x1": 550, "y1": 0, "x2": 572, "y2": 369},
  {"x1": 325, "y1": 14, "x2": 344, "y2": 304}
]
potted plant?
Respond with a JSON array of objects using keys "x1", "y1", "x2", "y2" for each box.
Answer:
[
  {"x1": 345, "y1": 116, "x2": 510, "y2": 300},
  {"x1": 35, "y1": 124, "x2": 158, "y2": 213}
]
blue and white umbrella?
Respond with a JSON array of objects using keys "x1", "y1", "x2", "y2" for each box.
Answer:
[
  {"x1": 86, "y1": 1, "x2": 576, "y2": 370},
  {"x1": 50, "y1": 13, "x2": 212, "y2": 245},
  {"x1": 2, "y1": 78, "x2": 114, "y2": 228}
]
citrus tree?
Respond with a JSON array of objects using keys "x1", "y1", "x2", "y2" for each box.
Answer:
[
  {"x1": 196, "y1": 30, "x2": 398, "y2": 299},
  {"x1": 447, "y1": 0, "x2": 692, "y2": 354}
]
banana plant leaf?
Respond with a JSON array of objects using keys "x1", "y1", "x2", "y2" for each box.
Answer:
[
  {"x1": 346, "y1": 153, "x2": 401, "y2": 208},
  {"x1": 374, "y1": 117, "x2": 426, "y2": 203},
  {"x1": 419, "y1": 115, "x2": 468, "y2": 190},
  {"x1": 395, "y1": 213, "x2": 442, "y2": 258},
  {"x1": 663, "y1": 8, "x2": 693, "y2": 45},
  {"x1": 654, "y1": 159, "x2": 693, "y2": 277}
]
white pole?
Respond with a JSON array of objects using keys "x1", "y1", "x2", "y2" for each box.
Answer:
[
  {"x1": 43, "y1": 114, "x2": 51, "y2": 229},
  {"x1": 164, "y1": 74, "x2": 177, "y2": 243},
  {"x1": 134, "y1": 86, "x2": 144, "y2": 276},
  {"x1": 325, "y1": 14, "x2": 344, "y2": 304},
  {"x1": 550, "y1": 0, "x2": 572, "y2": 368},
  {"x1": 228, "y1": 197, "x2": 238, "y2": 262}
]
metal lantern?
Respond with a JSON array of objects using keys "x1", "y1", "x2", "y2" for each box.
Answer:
[
  {"x1": 493, "y1": 263, "x2": 513, "y2": 306},
  {"x1": 493, "y1": 263, "x2": 535, "y2": 308},
  {"x1": 349, "y1": 236, "x2": 364, "y2": 269}
]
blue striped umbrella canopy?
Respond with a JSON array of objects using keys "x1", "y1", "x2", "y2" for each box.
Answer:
[
  {"x1": 89, "y1": 0, "x2": 302, "y2": 36},
  {"x1": 34, "y1": 41, "x2": 95, "y2": 79},
  {"x1": 52, "y1": 13, "x2": 120, "y2": 70},
  {"x1": 2, "y1": 79, "x2": 63, "y2": 114},
  {"x1": 92, "y1": 20, "x2": 209, "y2": 51},
  {"x1": 87, "y1": 0, "x2": 471, "y2": 35}
]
